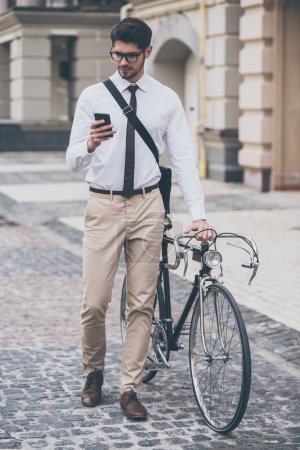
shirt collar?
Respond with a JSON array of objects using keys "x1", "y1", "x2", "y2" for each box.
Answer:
[{"x1": 110, "y1": 71, "x2": 148, "y2": 93}]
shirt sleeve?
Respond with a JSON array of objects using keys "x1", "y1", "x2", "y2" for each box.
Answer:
[
  {"x1": 66, "y1": 89, "x2": 95, "y2": 172},
  {"x1": 164, "y1": 93, "x2": 207, "y2": 221}
]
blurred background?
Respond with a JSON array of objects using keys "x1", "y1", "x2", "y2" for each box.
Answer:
[{"x1": 0, "y1": 0, "x2": 299, "y2": 192}]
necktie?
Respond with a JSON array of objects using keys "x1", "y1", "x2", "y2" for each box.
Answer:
[{"x1": 123, "y1": 85, "x2": 139, "y2": 196}]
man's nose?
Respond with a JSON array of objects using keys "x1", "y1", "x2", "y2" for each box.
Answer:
[{"x1": 119, "y1": 56, "x2": 129, "y2": 66}]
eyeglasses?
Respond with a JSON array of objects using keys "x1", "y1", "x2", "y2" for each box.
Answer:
[{"x1": 110, "y1": 49, "x2": 144, "y2": 63}]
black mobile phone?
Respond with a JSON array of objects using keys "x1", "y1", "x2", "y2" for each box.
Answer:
[{"x1": 94, "y1": 113, "x2": 113, "y2": 138}]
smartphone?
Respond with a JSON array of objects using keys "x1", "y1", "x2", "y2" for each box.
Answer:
[{"x1": 94, "y1": 113, "x2": 113, "y2": 138}]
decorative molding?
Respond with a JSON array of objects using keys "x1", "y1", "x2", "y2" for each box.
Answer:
[
  {"x1": 0, "y1": 10, "x2": 119, "y2": 34},
  {"x1": 129, "y1": 0, "x2": 200, "y2": 20},
  {"x1": 151, "y1": 13, "x2": 199, "y2": 61}
]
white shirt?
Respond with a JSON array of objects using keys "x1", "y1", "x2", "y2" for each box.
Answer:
[{"x1": 66, "y1": 71, "x2": 206, "y2": 220}]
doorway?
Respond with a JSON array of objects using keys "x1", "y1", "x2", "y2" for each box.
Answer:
[
  {"x1": 153, "y1": 38, "x2": 199, "y2": 163},
  {"x1": 0, "y1": 42, "x2": 10, "y2": 119},
  {"x1": 51, "y1": 36, "x2": 74, "y2": 121}
]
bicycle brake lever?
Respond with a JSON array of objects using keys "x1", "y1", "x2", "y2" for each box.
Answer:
[
  {"x1": 182, "y1": 249, "x2": 188, "y2": 280},
  {"x1": 248, "y1": 262, "x2": 259, "y2": 285}
]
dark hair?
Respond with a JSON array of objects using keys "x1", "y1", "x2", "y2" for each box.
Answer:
[{"x1": 111, "y1": 17, "x2": 152, "y2": 50}]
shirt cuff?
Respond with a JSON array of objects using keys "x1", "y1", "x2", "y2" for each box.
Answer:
[{"x1": 189, "y1": 205, "x2": 207, "y2": 222}]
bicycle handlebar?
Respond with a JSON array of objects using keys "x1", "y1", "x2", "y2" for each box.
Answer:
[{"x1": 164, "y1": 231, "x2": 259, "y2": 285}]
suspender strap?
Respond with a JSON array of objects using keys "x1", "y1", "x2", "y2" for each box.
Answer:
[{"x1": 103, "y1": 78, "x2": 159, "y2": 165}]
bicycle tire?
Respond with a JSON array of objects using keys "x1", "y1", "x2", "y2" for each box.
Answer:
[
  {"x1": 189, "y1": 282, "x2": 251, "y2": 433},
  {"x1": 120, "y1": 276, "x2": 167, "y2": 383}
]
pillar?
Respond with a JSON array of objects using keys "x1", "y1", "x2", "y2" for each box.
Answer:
[
  {"x1": 238, "y1": 0, "x2": 274, "y2": 191},
  {"x1": 205, "y1": 0, "x2": 243, "y2": 182},
  {"x1": 71, "y1": 29, "x2": 114, "y2": 116},
  {"x1": 10, "y1": 35, "x2": 52, "y2": 121}
]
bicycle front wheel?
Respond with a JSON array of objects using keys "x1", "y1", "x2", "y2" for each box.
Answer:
[{"x1": 189, "y1": 282, "x2": 251, "y2": 434}]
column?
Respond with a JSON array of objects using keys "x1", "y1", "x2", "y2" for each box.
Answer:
[
  {"x1": 71, "y1": 29, "x2": 114, "y2": 116},
  {"x1": 10, "y1": 35, "x2": 52, "y2": 121},
  {"x1": 238, "y1": 0, "x2": 274, "y2": 191},
  {"x1": 205, "y1": 0, "x2": 243, "y2": 182}
]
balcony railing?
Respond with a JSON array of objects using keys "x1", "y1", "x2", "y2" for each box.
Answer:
[
  {"x1": 8, "y1": 0, "x2": 77, "y2": 7},
  {"x1": 7, "y1": 0, "x2": 127, "y2": 10}
]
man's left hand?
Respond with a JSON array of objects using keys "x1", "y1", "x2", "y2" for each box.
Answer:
[{"x1": 184, "y1": 219, "x2": 216, "y2": 241}]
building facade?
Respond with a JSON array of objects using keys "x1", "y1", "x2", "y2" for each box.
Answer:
[
  {"x1": 0, "y1": 0, "x2": 124, "y2": 151},
  {"x1": 0, "y1": 0, "x2": 299, "y2": 191},
  {"x1": 125, "y1": 0, "x2": 300, "y2": 191}
]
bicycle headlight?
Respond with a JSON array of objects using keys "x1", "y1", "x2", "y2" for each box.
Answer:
[{"x1": 203, "y1": 250, "x2": 222, "y2": 268}]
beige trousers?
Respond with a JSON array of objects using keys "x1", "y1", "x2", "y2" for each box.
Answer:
[{"x1": 81, "y1": 188, "x2": 165, "y2": 394}]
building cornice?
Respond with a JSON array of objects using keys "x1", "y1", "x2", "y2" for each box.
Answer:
[
  {"x1": 0, "y1": 9, "x2": 119, "y2": 35},
  {"x1": 129, "y1": 0, "x2": 199, "y2": 19}
]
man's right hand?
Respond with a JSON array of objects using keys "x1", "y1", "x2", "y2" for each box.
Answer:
[{"x1": 87, "y1": 119, "x2": 116, "y2": 153}]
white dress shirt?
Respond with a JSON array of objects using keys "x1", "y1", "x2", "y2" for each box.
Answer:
[{"x1": 66, "y1": 71, "x2": 206, "y2": 220}]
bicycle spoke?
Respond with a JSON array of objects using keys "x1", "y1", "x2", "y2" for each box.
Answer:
[{"x1": 190, "y1": 284, "x2": 251, "y2": 433}]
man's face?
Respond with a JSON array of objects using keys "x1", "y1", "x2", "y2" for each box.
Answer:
[{"x1": 111, "y1": 40, "x2": 152, "y2": 82}]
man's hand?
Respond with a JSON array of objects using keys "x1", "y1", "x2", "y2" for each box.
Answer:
[
  {"x1": 87, "y1": 119, "x2": 116, "y2": 153},
  {"x1": 184, "y1": 219, "x2": 216, "y2": 241}
]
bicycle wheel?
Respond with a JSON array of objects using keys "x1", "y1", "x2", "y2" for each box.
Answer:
[
  {"x1": 189, "y1": 282, "x2": 251, "y2": 433},
  {"x1": 120, "y1": 276, "x2": 168, "y2": 383}
]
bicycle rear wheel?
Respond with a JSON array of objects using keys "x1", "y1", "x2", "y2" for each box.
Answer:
[
  {"x1": 189, "y1": 282, "x2": 251, "y2": 433},
  {"x1": 120, "y1": 276, "x2": 167, "y2": 383}
]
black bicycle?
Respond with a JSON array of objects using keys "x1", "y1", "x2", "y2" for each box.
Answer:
[{"x1": 120, "y1": 216, "x2": 259, "y2": 434}]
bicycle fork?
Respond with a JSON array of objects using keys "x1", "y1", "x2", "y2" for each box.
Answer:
[{"x1": 199, "y1": 278, "x2": 229, "y2": 363}]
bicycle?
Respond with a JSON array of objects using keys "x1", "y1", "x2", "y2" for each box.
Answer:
[{"x1": 120, "y1": 216, "x2": 259, "y2": 434}]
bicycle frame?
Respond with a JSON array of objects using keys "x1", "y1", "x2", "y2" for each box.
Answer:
[{"x1": 159, "y1": 235, "x2": 209, "y2": 352}]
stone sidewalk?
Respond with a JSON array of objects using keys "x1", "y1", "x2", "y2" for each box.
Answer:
[{"x1": 0, "y1": 151, "x2": 299, "y2": 449}]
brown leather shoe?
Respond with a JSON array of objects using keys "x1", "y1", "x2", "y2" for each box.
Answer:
[
  {"x1": 81, "y1": 369, "x2": 103, "y2": 407},
  {"x1": 120, "y1": 390, "x2": 147, "y2": 420}
]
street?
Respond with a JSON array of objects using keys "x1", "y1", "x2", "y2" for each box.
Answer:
[{"x1": 0, "y1": 151, "x2": 299, "y2": 449}]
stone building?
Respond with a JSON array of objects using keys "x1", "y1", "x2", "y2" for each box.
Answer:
[
  {"x1": 0, "y1": 0, "x2": 299, "y2": 191},
  {"x1": 124, "y1": 0, "x2": 300, "y2": 191},
  {"x1": 0, "y1": 0, "x2": 124, "y2": 151}
]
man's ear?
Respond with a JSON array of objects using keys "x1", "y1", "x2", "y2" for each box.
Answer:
[{"x1": 144, "y1": 45, "x2": 153, "y2": 59}]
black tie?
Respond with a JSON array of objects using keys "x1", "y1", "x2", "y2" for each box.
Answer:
[{"x1": 123, "y1": 85, "x2": 138, "y2": 196}]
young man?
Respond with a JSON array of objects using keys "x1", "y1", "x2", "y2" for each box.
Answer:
[{"x1": 66, "y1": 17, "x2": 214, "y2": 420}]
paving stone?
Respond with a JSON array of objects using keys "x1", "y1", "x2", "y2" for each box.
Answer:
[
  {"x1": 0, "y1": 441, "x2": 22, "y2": 449},
  {"x1": 19, "y1": 432, "x2": 47, "y2": 439},
  {"x1": 55, "y1": 447, "x2": 76, "y2": 450},
  {"x1": 55, "y1": 440, "x2": 76, "y2": 446},
  {"x1": 138, "y1": 439, "x2": 161, "y2": 447},
  {"x1": 0, "y1": 152, "x2": 299, "y2": 450},
  {"x1": 113, "y1": 443, "x2": 134, "y2": 448}
]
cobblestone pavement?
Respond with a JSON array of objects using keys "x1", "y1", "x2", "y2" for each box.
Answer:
[{"x1": 0, "y1": 152, "x2": 299, "y2": 449}]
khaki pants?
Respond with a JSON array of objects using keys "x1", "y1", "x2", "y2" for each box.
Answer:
[{"x1": 81, "y1": 188, "x2": 165, "y2": 394}]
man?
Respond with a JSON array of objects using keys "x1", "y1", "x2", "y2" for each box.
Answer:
[{"x1": 66, "y1": 17, "x2": 214, "y2": 420}]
